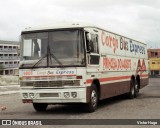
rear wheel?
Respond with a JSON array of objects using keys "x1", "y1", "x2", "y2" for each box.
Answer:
[
  {"x1": 128, "y1": 79, "x2": 135, "y2": 99},
  {"x1": 33, "y1": 103, "x2": 48, "y2": 112},
  {"x1": 85, "y1": 84, "x2": 98, "y2": 113},
  {"x1": 134, "y1": 80, "x2": 139, "y2": 97}
]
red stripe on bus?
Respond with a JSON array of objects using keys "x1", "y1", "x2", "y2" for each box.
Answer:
[
  {"x1": 140, "y1": 74, "x2": 148, "y2": 77},
  {"x1": 86, "y1": 74, "x2": 148, "y2": 84},
  {"x1": 22, "y1": 74, "x2": 76, "y2": 78}
]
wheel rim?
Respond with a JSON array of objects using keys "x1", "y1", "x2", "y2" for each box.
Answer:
[
  {"x1": 135, "y1": 83, "x2": 138, "y2": 92},
  {"x1": 131, "y1": 86, "x2": 134, "y2": 95},
  {"x1": 91, "y1": 90, "x2": 97, "y2": 107}
]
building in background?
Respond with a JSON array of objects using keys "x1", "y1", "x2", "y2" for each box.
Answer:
[
  {"x1": 147, "y1": 49, "x2": 160, "y2": 77},
  {"x1": 0, "y1": 40, "x2": 19, "y2": 75},
  {"x1": 147, "y1": 49, "x2": 160, "y2": 58}
]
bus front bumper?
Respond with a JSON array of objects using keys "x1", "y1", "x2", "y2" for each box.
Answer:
[{"x1": 20, "y1": 87, "x2": 87, "y2": 104}]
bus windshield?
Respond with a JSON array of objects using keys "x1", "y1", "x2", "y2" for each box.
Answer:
[{"x1": 20, "y1": 29, "x2": 85, "y2": 68}]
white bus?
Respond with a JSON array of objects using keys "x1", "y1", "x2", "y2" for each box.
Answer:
[{"x1": 19, "y1": 23, "x2": 149, "y2": 112}]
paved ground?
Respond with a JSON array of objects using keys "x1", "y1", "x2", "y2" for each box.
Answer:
[{"x1": 0, "y1": 78, "x2": 160, "y2": 128}]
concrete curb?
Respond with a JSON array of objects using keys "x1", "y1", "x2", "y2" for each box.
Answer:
[
  {"x1": 0, "y1": 85, "x2": 20, "y2": 88},
  {"x1": 0, "y1": 85, "x2": 20, "y2": 95},
  {"x1": 0, "y1": 91, "x2": 20, "y2": 95}
]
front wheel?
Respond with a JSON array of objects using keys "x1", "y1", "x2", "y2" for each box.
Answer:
[
  {"x1": 33, "y1": 103, "x2": 48, "y2": 112},
  {"x1": 85, "y1": 84, "x2": 98, "y2": 113}
]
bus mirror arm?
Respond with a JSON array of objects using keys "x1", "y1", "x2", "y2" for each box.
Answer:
[
  {"x1": 86, "y1": 33, "x2": 91, "y2": 41},
  {"x1": 86, "y1": 42, "x2": 91, "y2": 53}
]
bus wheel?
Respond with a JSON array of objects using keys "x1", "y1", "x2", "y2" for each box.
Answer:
[
  {"x1": 33, "y1": 103, "x2": 48, "y2": 112},
  {"x1": 86, "y1": 84, "x2": 98, "y2": 113},
  {"x1": 128, "y1": 79, "x2": 135, "y2": 99},
  {"x1": 134, "y1": 80, "x2": 139, "y2": 98}
]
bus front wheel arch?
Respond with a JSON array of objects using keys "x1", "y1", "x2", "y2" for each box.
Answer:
[
  {"x1": 85, "y1": 83, "x2": 98, "y2": 113},
  {"x1": 127, "y1": 76, "x2": 140, "y2": 99},
  {"x1": 33, "y1": 103, "x2": 48, "y2": 112}
]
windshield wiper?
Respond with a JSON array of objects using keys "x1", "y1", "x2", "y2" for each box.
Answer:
[
  {"x1": 31, "y1": 46, "x2": 63, "y2": 68},
  {"x1": 31, "y1": 54, "x2": 47, "y2": 68},
  {"x1": 48, "y1": 47, "x2": 63, "y2": 66}
]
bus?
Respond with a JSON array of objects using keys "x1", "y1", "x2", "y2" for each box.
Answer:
[{"x1": 19, "y1": 23, "x2": 149, "y2": 112}]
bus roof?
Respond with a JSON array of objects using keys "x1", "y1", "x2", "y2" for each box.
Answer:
[
  {"x1": 22, "y1": 22, "x2": 146, "y2": 45},
  {"x1": 22, "y1": 22, "x2": 95, "y2": 32}
]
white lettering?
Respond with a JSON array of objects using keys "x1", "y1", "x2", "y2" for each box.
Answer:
[{"x1": 28, "y1": 121, "x2": 42, "y2": 125}]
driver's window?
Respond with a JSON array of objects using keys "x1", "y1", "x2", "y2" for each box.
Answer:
[
  {"x1": 90, "y1": 34, "x2": 99, "y2": 53},
  {"x1": 86, "y1": 32, "x2": 99, "y2": 65},
  {"x1": 86, "y1": 32, "x2": 99, "y2": 54}
]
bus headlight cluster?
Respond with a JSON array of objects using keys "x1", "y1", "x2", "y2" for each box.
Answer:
[
  {"x1": 64, "y1": 92, "x2": 77, "y2": 98},
  {"x1": 23, "y1": 93, "x2": 28, "y2": 98},
  {"x1": 23, "y1": 93, "x2": 35, "y2": 99}
]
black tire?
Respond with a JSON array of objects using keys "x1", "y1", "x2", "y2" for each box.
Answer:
[
  {"x1": 85, "y1": 84, "x2": 98, "y2": 113},
  {"x1": 134, "y1": 80, "x2": 139, "y2": 98},
  {"x1": 127, "y1": 79, "x2": 135, "y2": 99},
  {"x1": 33, "y1": 103, "x2": 48, "y2": 112}
]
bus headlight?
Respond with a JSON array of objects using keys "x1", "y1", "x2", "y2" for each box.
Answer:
[
  {"x1": 64, "y1": 92, "x2": 70, "y2": 98},
  {"x1": 23, "y1": 93, "x2": 28, "y2": 98},
  {"x1": 71, "y1": 92, "x2": 77, "y2": 98},
  {"x1": 29, "y1": 93, "x2": 35, "y2": 98}
]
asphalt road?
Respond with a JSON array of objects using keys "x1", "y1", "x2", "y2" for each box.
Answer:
[{"x1": 0, "y1": 78, "x2": 160, "y2": 128}]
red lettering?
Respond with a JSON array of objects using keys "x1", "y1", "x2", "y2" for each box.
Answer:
[
  {"x1": 24, "y1": 71, "x2": 32, "y2": 76},
  {"x1": 101, "y1": 31, "x2": 106, "y2": 46},
  {"x1": 103, "y1": 57, "x2": 131, "y2": 70},
  {"x1": 106, "y1": 36, "x2": 110, "y2": 47},
  {"x1": 101, "y1": 31, "x2": 118, "y2": 53},
  {"x1": 118, "y1": 59, "x2": 122, "y2": 69}
]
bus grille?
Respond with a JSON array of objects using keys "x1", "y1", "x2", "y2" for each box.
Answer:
[{"x1": 20, "y1": 80, "x2": 80, "y2": 87}]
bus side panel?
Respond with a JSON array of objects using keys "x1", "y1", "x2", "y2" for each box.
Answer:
[{"x1": 99, "y1": 80, "x2": 130, "y2": 100}]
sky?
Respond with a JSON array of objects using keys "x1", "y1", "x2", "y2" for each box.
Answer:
[{"x1": 0, "y1": 0, "x2": 160, "y2": 48}]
